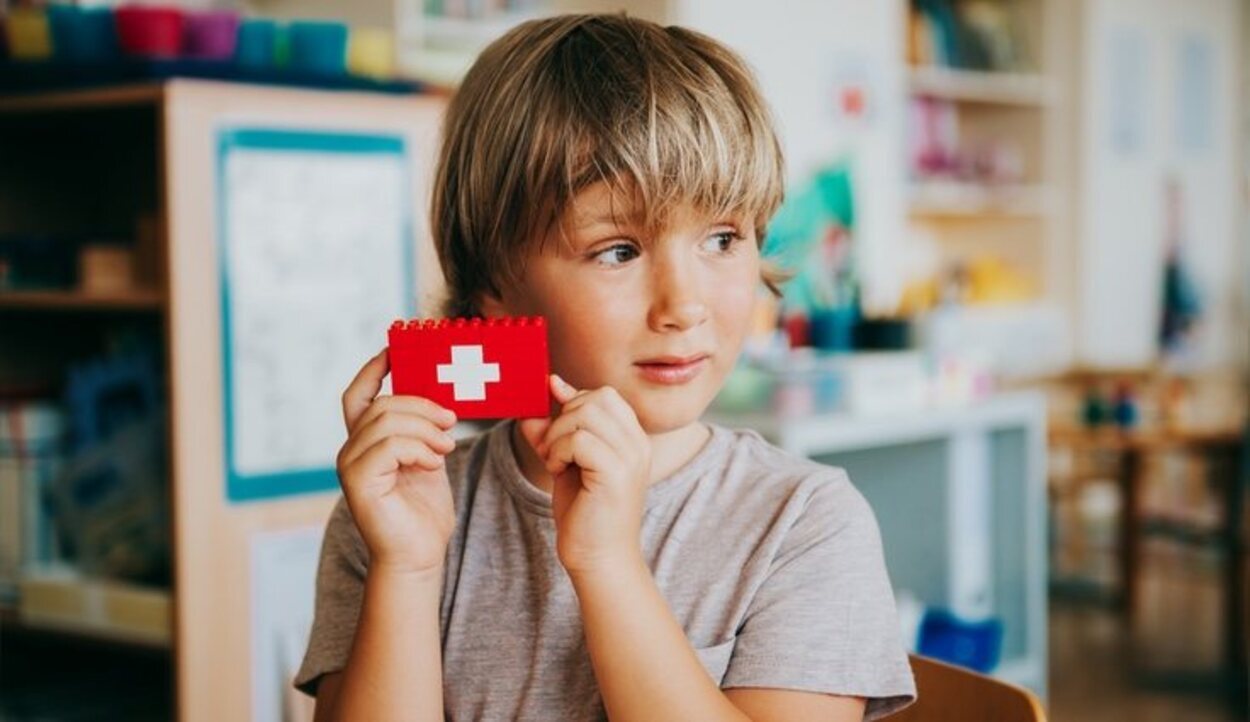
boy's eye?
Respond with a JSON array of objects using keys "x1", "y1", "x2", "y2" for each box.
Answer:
[
  {"x1": 701, "y1": 230, "x2": 743, "y2": 254},
  {"x1": 591, "y1": 243, "x2": 640, "y2": 266}
]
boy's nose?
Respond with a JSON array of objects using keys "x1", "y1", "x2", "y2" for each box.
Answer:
[{"x1": 647, "y1": 260, "x2": 709, "y2": 332}]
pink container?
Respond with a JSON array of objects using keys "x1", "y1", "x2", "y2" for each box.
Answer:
[
  {"x1": 114, "y1": 5, "x2": 184, "y2": 58},
  {"x1": 182, "y1": 10, "x2": 239, "y2": 60}
]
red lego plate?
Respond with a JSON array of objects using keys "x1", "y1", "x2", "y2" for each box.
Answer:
[{"x1": 387, "y1": 316, "x2": 551, "y2": 419}]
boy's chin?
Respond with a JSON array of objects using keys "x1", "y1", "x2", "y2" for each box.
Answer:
[{"x1": 633, "y1": 398, "x2": 712, "y2": 436}]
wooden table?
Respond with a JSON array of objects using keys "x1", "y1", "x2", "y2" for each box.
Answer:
[{"x1": 1049, "y1": 426, "x2": 1246, "y2": 673}]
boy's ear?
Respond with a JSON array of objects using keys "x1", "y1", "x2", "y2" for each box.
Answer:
[{"x1": 476, "y1": 291, "x2": 508, "y2": 319}]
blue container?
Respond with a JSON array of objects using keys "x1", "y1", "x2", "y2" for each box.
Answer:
[
  {"x1": 917, "y1": 609, "x2": 1003, "y2": 674},
  {"x1": 235, "y1": 18, "x2": 279, "y2": 68},
  {"x1": 48, "y1": 5, "x2": 118, "y2": 63},
  {"x1": 809, "y1": 306, "x2": 857, "y2": 352},
  {"x1": 287, "y1": 21, "x2": 347, "y2": 75}
]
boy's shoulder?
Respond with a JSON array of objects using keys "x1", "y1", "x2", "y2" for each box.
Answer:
[{"x1": 710, "y1": 423, "x2": 855, "y2": 498}]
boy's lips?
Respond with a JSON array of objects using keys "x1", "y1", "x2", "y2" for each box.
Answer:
[{"x1": 633, "y1": 353, "x2": 710, "y2": 385}]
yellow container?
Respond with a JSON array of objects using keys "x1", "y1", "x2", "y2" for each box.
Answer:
[
  {"x1": 6, "y1": 8, "x2": 53, "y2": 61},
  {"x1": 347, "y1": 27, "x2": 394, "y2": 79}
]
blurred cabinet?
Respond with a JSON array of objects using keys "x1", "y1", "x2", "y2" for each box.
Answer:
[
  {"x1": 0, "y1": 80, "x2": 445, "y2": 722},
  {"x1": 712, "y1": 392, "x2": 1049, "y2": 698}
]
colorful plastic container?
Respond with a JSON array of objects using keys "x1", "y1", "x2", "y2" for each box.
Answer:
[
  {"x1": 235, "y1": 18, "x2": 279, "y2": 68},
  {"x1": 48, "y1": 5, "x2": 118, "y2": 63},
  {"x1": 114, "y1": 5, "x2": 184, "y2": 58},
  {"x1": 182, "y1": 9, "x2": 239, "y2": 60},
  {"x1": 6, "y1": 7, "x2": 53, "y2": 61},
  {"x1": 287, "y1": 21, "x2": 347, "y2": 75},
  {"x1": 346, "y1": 27, "x2": 394, "y2": 79}
]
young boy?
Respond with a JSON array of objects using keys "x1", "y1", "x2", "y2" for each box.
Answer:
[{"x1": 296, "y1": 13, "x2": 916, "y2": 721}]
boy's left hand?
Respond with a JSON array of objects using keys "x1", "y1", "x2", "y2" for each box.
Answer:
[{"x1": 519, "y1": 375, "x2": 651, "y2": 577}]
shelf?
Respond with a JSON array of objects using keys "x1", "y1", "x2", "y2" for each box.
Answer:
[
  {"x1": 908, "y1": 180, "x2": 1053, "y2": 218},
  {"x1": 0, "y1": 288, "x2": 165, "y2": 312},
  {"x1": 1, "y1": 604, "x2": 170, "y2": 652},
  {"x1": 908, "y1": 66, "x2": 1054, "y2": 107},
  {"x1": 0, "y1": 83, "x2": 162, "y2": 115},
  {"x1": 3, "y1": 575, "x2": 172, "y2": 651}
]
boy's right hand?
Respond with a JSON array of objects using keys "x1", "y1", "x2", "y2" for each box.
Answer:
[{"x1": 336, "y1": 349, "x2": 459, "y2": 578}]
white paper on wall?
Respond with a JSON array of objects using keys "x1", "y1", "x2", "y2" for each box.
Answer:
[
  {"x1": 250, "y1": 525, "x2": 323, "y2": 722},
  {"x1": 221, "y1": 136, "x2": 409, "y2": 479}
]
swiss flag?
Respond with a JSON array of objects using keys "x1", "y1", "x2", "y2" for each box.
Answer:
[{"x1": 387, "y1": 317, "x2": 550, "y2": 419}]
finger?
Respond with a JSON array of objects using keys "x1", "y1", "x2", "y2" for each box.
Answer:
[
  {"x1": 550, "y1": 374, "x2": 580, "y2": 405},
  {"x1": 342, "y1": 349, "x2": 390, "y2": 431},
  {"x1": 538, "y1": 400, "x2": 625, "y2": 457},
  {"x1": 340, "y1": 411, "x2": 456, "y2": 468},
  {"x1": 540, "y1": 389, "x2": 641, "y2": 455},
  {"x1": 342, "y1": 436, "x2": 446, "y2": 494},
  {"x1": 560, "y1": 386, "x2": 641, "y2": 439},
  {"x1": 545, "y1": 427, "x2": 618, "y2": 479},
  {"x1": 355, "y1": 394, "x2": 457, "y2": 435}
]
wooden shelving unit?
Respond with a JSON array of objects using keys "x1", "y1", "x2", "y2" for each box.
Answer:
[
  {"x1": 0, "y1": 83, "x2": 163, "y2": 114},
  {"x1": 908, "y1": 180, "x2": 1054, "y2": 219},
  {"x1": 0, "y1": 78, "x2": 445, "y2": 722},
  {"x1": 0, "y1": 288, "x2": 165, "y2": 311},
  {"x1": 908, "y1": 66, "x2": 1055, "y2": 107},
  {"x1": 903, "y1": 0, "x2": 1075, "y2": 377}
]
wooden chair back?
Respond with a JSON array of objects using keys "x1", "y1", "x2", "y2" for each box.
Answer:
[{"x1": 889, "y1": 655, "x2": 1047, "y2": 721}]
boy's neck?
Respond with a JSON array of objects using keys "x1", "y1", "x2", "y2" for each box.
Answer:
[{"x1": 510, "y1": 419, "x2": 712, "y2": 496}]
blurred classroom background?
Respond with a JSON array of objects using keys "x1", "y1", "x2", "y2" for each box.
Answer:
[{"x1": 0, "y1": 0, "x2": 1246, "y2": 720}]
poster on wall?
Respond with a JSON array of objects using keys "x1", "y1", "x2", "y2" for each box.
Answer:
[
  {"x1": 250, "y1": 526, "x2": 323, "y2": 722},
  {"x1": 217, "y1": 128, "x2": 413, "y2": 502}
]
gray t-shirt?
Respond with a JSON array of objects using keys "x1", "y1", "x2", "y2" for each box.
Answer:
[{"x1": 296, "y1": 421, "x2": 916, "y2": 720}]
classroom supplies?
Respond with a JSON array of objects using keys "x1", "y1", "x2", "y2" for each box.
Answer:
[
  {"x1": 114, "y1": 5, "x2": 185, "y2": 58},
  {"x1": 0, "y1": 234, "x2": 79, "y2": 290},
  {"x1": 287, "y1": 21, "x2": 348, "y2": 76},
  {"x1": 0, "y1": 401, "x2": 66, "y2": 602},
  {"x1": 388, "y1": 317, "x2": 550, "y2": 419},
  {"x1": 182, "y1": 9, "x2": 240, "y2": 61},
  {"x1": 235, "y1": 18, "x2": 279, "y2": 68},
  {"x1": 916, "y1": 608, "x2": 1004, "y2": 674},
  {"x1": 5, "y1": 7, "x2": 52, "y2": 61},
  {"x1": 47, "y1": 5, "x2": 118, "y2": 63},
  {"x1": 347, "y1": 27, "x2": 395, "y2": 79},
  {"x1": 78, "y1": 243, "x2": 134, "y2": 294},
  {"x1": 48, "y1": 415, "x2": 168, "y2": 583}
]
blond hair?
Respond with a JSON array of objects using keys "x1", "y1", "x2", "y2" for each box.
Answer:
[{"x1": 431, "y1": 13, "x2": 788, "y2": 318}]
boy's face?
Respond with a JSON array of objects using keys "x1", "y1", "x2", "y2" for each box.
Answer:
[{"x1": 482, "y1": 182, "x2": 760, "y2": 434}]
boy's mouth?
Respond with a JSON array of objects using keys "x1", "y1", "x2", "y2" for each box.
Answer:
[{"x1": 633, "y1": 353, "x2": 710, "y2": 385}]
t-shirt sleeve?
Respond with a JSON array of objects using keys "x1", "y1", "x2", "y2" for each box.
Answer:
[
  {"x1": 721, "y1": 470, "x2": 917, "y2": 720},
  {"x1": 293, "y1": 496, "x2": 369, "y2": 697}
]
